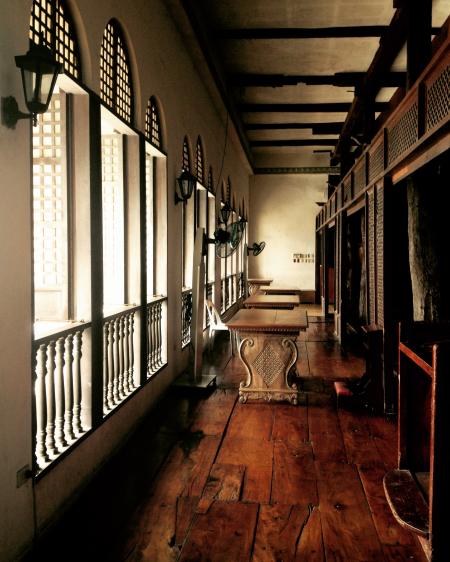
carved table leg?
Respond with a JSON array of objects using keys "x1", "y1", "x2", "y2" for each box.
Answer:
[{"x1": 237, "y1": 332, "x2": 299, "y2": 404}]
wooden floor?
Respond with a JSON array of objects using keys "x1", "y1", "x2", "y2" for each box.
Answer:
[{"x1": 29, "y1": 308, "x2": 426, "y2": 562}]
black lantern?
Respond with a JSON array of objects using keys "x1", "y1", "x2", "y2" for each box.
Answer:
[
  {"x1": 220, "y1": 201, "x2": 232, "y2": 224},
  {"x1": 1, "y1": 41, "x2": 61, "y2": 129},
  {"x1": 175, "y1": 169, "x2": 196, "y2": 204}
]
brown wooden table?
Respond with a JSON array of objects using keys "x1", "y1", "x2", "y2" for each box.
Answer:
[
  {"x1": 247, "y1": 278, "x2": 273, "y2": 295},
  {"x1": 244, "y1": 294, "x2": 300, "y2": 309},
  {"x1": 263, "y1": 285, "x2": 301, "y2": 295},
  {"x1": 226, "y1": 308, "x2": 308, "y2": 405}
]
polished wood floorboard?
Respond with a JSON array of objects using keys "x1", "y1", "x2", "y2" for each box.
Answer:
[{"x1": 28, "y1": 310, "x2": 426, "y2": 561}]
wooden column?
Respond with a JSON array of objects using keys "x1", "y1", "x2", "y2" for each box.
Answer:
[
  {"x1": 406, "y1": 0, "x2": 432, "y2": 89},
  {"x1": 89, "y1": 94, "x2": 104, "y2": 427}
]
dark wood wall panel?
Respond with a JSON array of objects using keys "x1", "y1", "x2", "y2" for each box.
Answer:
[
  {"x1": 367, "y1": 189, "x2": 376, "y2": 324},
  {"x1": 375, "y1": 184, "x2": 384, "y2": 327}
]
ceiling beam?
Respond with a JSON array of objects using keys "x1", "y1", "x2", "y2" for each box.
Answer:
[
  {"x1": 229, "y1": 72, "x2": 406, "y2": 88},
  {"x1": 245, "y1": 122, "x2": 344, "y2": 134},
  {"x1": 221, "y1": 26, "x2": 389, "y2": 39},
  {"x1": 239, "y1": 102, "x2": 388, "y2": 113},
  {"x1": 220, "y1": 26, "x2": 439, "y2": 40},
  {"x1": 250, "y1": 139, "x2": 338, "y2": 147}
]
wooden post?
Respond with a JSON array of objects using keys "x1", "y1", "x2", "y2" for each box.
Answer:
[
  {"x1": 89, "y1": 94, "x2": 104, "y2": 428},
  {"x1": 406, "y1": 0, "x2": 432, "y2": 89}
]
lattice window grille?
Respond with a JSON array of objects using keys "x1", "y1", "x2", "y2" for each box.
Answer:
[
  {"x1": 207, "y1": 167, "x2": 215, "y2": 194},
  {"x1": 30, "y1": 0, "x2": 80, "y2": 79},
  {"x1": 343, "y1": 178, "x2": 352, "y2": 203},
  {"x1": 354, "y1": 163, "x2": 366, "y2": 195},
  {"x1": 33, "y1": 94, "x2": 65, "y2": 289},
  {"x1": 102, "y1": 134, "x2": 125, "y2": 305},
  {"x1": 376, "y1": 186, "x2": 384, "y2": 327},
  {"x1": 182, "y1": 138, "x2": 190, "y2": 171},
  {"x1": 369, "y1": 141, "x2": 384, "y2": 183},
  {"x1": 388, "y1": 103, "x2": 418, "y2": 165},
  {"x1": 100, "y1": 22, "x2": 133, "y2": 124},
  {"x1": 196, "y1": 139, "x2": 204, "y2": 184},
  {"x1": 426, "y1": 63, "x2": 450, "y2": 131},
  {"x1": 368, "y1": 191, "x2": 376, "y2": 324},
  {"x1": 145, "y1": 99, "x2": 161, "y2": 148},
  {"x1": 145, "y1": 153, "x2": 154, "y2": 299}
]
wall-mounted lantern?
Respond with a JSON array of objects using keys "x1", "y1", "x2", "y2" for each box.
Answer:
[{"x1": 175, "y1": 169, "x2": 197, "y2": 205}]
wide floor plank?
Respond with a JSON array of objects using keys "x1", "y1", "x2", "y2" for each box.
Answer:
[
  {"x1": 316, "y1": 461, "x2": 385, "y2": 561},
  {"x1": 180, "y1": 501, "x2": 259, "y2": 562}
]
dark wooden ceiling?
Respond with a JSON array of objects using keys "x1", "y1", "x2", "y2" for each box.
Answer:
[{"x1": 177, "y1": 0, "x2": 449, "y2": 173}]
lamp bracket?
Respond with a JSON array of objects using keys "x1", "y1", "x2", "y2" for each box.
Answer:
[{"x1": 1, "y1": 96, "x2": 33, "y2": 129}]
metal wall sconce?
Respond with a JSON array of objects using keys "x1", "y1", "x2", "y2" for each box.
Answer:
[
  {"x1": 219, "y1": 201, "x2": 232, "y2": 224},
  {"x1": 1, "y1": 41, "x2": 61, "y2": 129},
  {"x1": 175, "y1": 169, "x2": 197, "y2": 205}
]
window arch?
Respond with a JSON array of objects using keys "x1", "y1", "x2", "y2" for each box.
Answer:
[
  {"x1": 226, "y1": 177, "x2": 232, "y2": 204},
  {"x1": 100, "y1": 19, "x2": 133, "y2": 124},
  {"x1": 195, "y1": 137, "x2": 204, "y2": 185},
  {"x1": 29, "y1": 0, "x2": 81, "y2": 79},
  {"x1": 182, "y1": 137, "x2": 191, "y2": 172},
  {"x1": 145, "y1": 97, "x2": 162, "y2": 149}
]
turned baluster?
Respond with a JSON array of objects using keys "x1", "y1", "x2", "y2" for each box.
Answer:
[
  {"x1": 72, "y1": 331, "x2": 83, "y2": 435},
  {"x1": 35, "y1": 343, "x2": 50, "y2": 465},
  {"x1": 107, "y1": 321, "x2": 116, "y2": 407},
  {"x1": 63, "y1": 334, "x2": 75, "y2": 441},
  {"x1": 118, "y1": 315, "x2": 125, "y2": 399},
  {"x1": 157, "y1": 302, "x2": 162, "y2": 366},
  {"x1": 103, "y1": 322, "x2": 109, "y2": 412},
  {"x1": 45, "y1": 340, "x2": 57, "y2": 455},
  {"x1": 123, "y1": 314, "x2": 130, "y2": 394},
  {"x1": 53, "y1": 338, "x2": 67, "y2": 451},
  {"x1": 147, "y1": 304, "x2": 154, "y2": 374},
  {"x1": 151, "y1": 303, "x2": 156, "y2": 370},
  {"x1": 128, "y1": 312, "x2": 135, "y2": 387}
]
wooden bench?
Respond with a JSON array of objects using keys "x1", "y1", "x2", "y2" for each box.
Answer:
[{"x1": 383, "y1": 322, "x2": 450, "y2": 561}]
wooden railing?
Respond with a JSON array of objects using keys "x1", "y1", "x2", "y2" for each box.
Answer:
[
  {"x1": 181, "y1": 288, "x2": 192, "y2": 348},
  {"x1": 146, "y1": 296, "x2": 167, "y2": 376},
  {"x1": 103, "y1": 307, "x2": 139, "y2": 415},
  {"x1": 205, "y1": 282, "x2": 214, "y2": 328},
  {"x1": 316, "y1": 21, "x2": 450, "y2": 230},
  {"x1": 220, "y1": 278, "x2": 226, "y2": 313},
  {"x1": 33, "y1": 322, "x2": 91, "y2": 471}
]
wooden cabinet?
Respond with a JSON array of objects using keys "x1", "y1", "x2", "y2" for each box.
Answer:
[{"x1": 384, "y1": 322, "x2": 450, "y2": 561}]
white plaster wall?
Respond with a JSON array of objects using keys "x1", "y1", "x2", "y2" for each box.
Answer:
[
  {"x1": 248, "y1": 174, "x2": 327, "y2": 289},
  {"x1": 0, "y1": 1, "x2": 249, "y2": 559}
]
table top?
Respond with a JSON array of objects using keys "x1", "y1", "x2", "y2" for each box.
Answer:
[
  {"x1": 248, "y1": 278, "x2": 273, "y2": 285},
  {"x1": 226, "y1": 308, "x2": 308, "y2": 332},
  {"x1": 264, "y1": 286, "x2": 301, "y2": 295},
  {"x1": 244, "y1": 294, "x2": 300, "y2": 307}
]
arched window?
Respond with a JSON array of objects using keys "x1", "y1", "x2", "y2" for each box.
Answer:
[
  {"x1": 30, "y1": 0, "x2": 81, "y2": 79},
  {"x1": 100, "y1": 20, "x2": 133, "y2": 124},
  {"x1": 182, "y1": 136, "x2": 191, "y2": 171},
  {"x1": 195, "y1": 137, "x2": 204, "y2": 185},
  {"x1": 145, "y1": 97, "x2": 162, "y2": 149}
]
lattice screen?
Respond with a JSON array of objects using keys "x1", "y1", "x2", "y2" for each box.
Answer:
[
  {"x1": 388, "y1": 102, "x2": 418, "y2": 165},
  {"x1": 207, "y1": 167, "x2": 215, "y2": 194},
  {"x1": 426, "y1": 62, "x2": 450, "y2": 131},
  {"x1": 33, "y1": 93, "x2": 66, "y2": 290},
  {"x1": 369, "y1": 139, "x2": 384, "y2": 183},
  {"x1": 30, "y1": 0, "x2": 81, "y2": 79},
  {"x1": 196, "y1": 138, "x2": 204, "y2": 185},
  {"x1": 354, "y1": 161, "x2": 366, "y2": 195},
  {"x1": 145, "y1": 98, "x2": 161, "y2": 148},
  {"x1": 376, "y1": 185, "x2": 384, "y2": 327},
  {"x1": 182, "y1": 137, "x2": 190, "y2": 171},
  {"x1": 367, "y1": 189, "x2": 376, "y2": 324},
  {"x1": 102, "y1": 134, "x2": 124, "y2": 305},
  {"x1": 100, "y1": 21, "x2": 133, "y2": 124}
]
